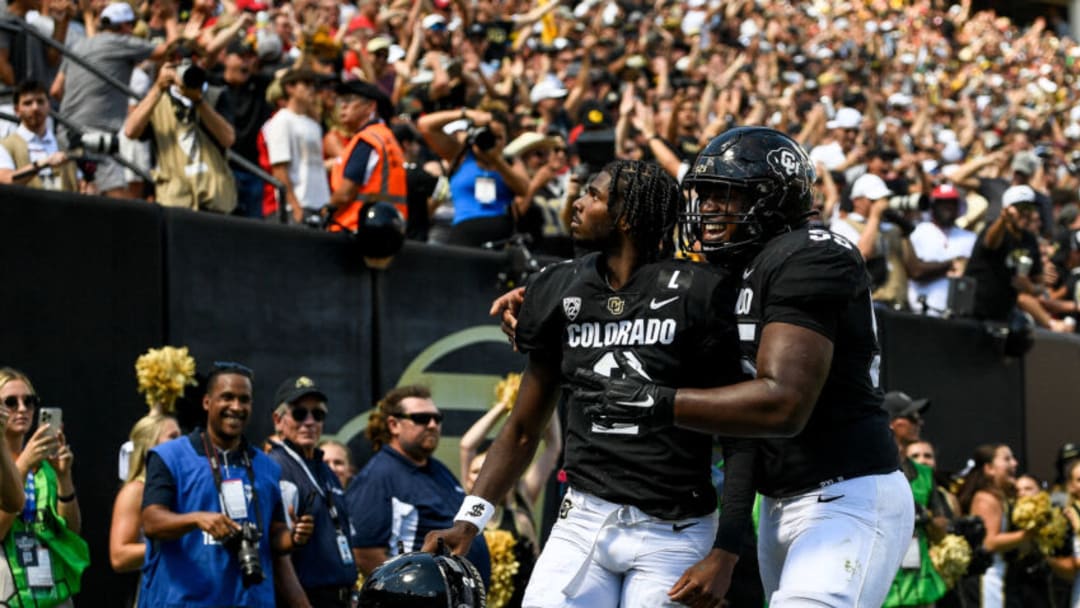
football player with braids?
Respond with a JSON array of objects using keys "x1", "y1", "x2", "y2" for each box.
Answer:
[
  {"x1": 570, "y1": 127, "x2": 914, "y2": 606},
  {"x1": 424, "y1": 159, "x2": 755, "y2": 608}
]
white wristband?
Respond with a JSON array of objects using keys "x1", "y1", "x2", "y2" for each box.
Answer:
[{"x1": 455, "y1": 495, "x2": 496, "y2": 530}]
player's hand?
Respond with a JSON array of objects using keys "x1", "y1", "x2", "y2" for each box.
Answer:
[
  {"x1": 668, "y1": 548, "x2": 738, "y2": 608},
  {"x1": 420, "y1": 521, "x2": 478, "y2": 557},
  {"x1": 195, "y1": 512, "x2": 241, "y2": 541},
  {"x1": 489, "y1": 287, "x2": 525, "y2": 349},
  {"x1": 572, "y1": 351, "x2": 676, "y2": 428}
]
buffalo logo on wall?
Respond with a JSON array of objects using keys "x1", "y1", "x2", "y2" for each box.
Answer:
[{"x1": 563, "y1": 297, "x2": 581, "y2": 321}]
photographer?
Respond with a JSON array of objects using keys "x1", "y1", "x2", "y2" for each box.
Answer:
[
  {"x1": 124, "y1": 42, "x2": 237, "y2": 213},
  {"x1": 140, "y1": 363, "x2": 313, "y2": 607},
  {"x1": 417, "y1": 105, "x2": 529, "y2": 248},
  {"x1": 0, "y1": 81, "x2": 78, "y2": 192}
]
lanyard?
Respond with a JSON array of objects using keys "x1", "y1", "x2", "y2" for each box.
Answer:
[
  {"x1": 21, "y1": 472, "x2": 35, "y2": 524},
  {"x1": 201, "y1": 432, "x2": 263, "y2": 532},
  {"x1": 271, "y1": 440, "x2": 345, "y2": 533}
]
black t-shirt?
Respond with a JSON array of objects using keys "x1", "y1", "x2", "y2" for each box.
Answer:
[
  {"x1": 964, "y1": 226, "x2": 1042, "y2": 322},
  {"x1": 209, "y1": 74, "x2": 272, "y2": 165},
  {"x1": 404, "y1": 163, "x2": 437, "y2": 242},
  {"x1": 736, "y1": 227, "x2": 898, "y2": 498},
  {"x1": 515, "y1": 253, "x2": 746, "y2": 519}
]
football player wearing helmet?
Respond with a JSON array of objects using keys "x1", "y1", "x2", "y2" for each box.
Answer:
[
  {"x1": 424, "y1": 160, "x2": 754, "y2": 608},
  {"x1": 573, "y1": 127, "x2": 914, "y2": 607}
]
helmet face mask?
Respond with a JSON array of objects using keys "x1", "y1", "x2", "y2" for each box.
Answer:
[{"x1": 679, "y1": 127, "x2": 816, "y2": 266}]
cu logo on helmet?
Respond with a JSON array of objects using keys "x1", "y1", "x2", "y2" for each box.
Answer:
[{"x1": 768, "y1": 149, "x2": 800, "y2": 177}]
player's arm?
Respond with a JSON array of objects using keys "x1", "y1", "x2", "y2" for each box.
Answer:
[
  {"x1": 673, "y1": 322, "x2": 832, "y2": 437},
  {"x1": 421, "y1": 352, "x2": 561, "y2": 556}
]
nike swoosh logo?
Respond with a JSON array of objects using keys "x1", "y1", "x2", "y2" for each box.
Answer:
[
  {"x1": 673, "y1": 521, "x2": 699, "y2": 532},
  {"x1": 617, "y1": 395, "x2": 654, "y2": 408},
  {"x1": 649, "y1": 296, "x2": 679, "y2": 310},
  {"x1": 817, "y1": 494, "x2": 844, "y2": 503},
  {"x1": 742, "y1": 267, "x2": 754, "y2": 280}
]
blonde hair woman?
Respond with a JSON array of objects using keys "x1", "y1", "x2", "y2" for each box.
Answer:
[{"x1": 109, "y1": 414, "x2": 181, "y2": 573}]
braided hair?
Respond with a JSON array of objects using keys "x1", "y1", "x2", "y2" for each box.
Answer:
[{"x1": 602, "y1": 160, "x2": 682, "y2": 263}]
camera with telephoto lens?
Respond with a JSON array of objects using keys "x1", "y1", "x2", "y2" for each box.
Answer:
[
  {"x1": 466, "y1": 125, "x2": 497, "y2": 152},
  {"x1": 176, "y1": 58, "x2": 207, "y2": 90},
  {"x1": 68, "y1": 130, "x2": 119, "y2": 155},
  {"x1": 222, "y1": 521, "x2": 264, "y2": 587}
]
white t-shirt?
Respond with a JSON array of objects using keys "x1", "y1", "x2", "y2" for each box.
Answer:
[
  {"x1": 906, "y1": 221, "x2": 976, "y2": 315},
  {"x1": 265, "y1": 108, "x2": 330, "y2": 209}
]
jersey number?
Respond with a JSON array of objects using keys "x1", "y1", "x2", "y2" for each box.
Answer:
[
  {"x1": 589, "y1": 350, "x2": 650, "y2": 436},
  {"x1": 735, "y1": 288, "x2": 754, "y2": 315},
  {"x1": 808, "y1": 228, "x2": 854, "y2": 250}
]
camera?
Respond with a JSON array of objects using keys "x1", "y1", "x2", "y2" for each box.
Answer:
[
  {"x1": 176, "y1": 58, "x2": 207, "y2": 91},
  {"x1": 69, "y1": 130, "x2": 119, "y2": 155},
  {"x1": 466, "y1": 126, "x2": 497, "y2": 152},
  {"x1": 222, "y1": 521, "x2": 264, "y2": 587}
]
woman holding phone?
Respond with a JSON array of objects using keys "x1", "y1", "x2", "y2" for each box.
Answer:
[{"x1": 0, "y1": 367, "x2": 87, "y2": 607}]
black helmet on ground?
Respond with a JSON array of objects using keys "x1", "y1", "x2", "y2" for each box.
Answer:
[
  {"x1": 358, "y1": 549, "x2": 486, "y2": 608},
  {"x1": 679, "y1": 126, "x2": 816, "y2": 267}
]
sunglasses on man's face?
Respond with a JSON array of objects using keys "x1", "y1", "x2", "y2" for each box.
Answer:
[
  {"x1": 2, "y1": 395, "x2": 39, "y2": 409},
  {"x1": 396, "y1": 412, "x2": 443, "y2": 426},
  {"x1": 289, "y1": 407, "x2": 327, "y2": 423}
]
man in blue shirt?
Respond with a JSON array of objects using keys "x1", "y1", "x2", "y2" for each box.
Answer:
[
  {"x1": 267, "y1": 375, "x2": 358, "y2": 608},
  {"x1": 140, "y1": 362, "x2": 313, "y2": 607},
  {"x1": 346, "y1": 385, "x2": 490, "y2": 583}
]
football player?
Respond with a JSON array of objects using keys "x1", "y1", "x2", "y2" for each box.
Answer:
[
  {"x1": 423, "y1": 160, "x2": 754, "y2": 608},
  {"x1": 573, "y1": 127, "x2": 914, "y2": 606}
]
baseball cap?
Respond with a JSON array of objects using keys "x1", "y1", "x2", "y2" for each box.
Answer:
[
  {"x1": 503, "y1": 132, "x2": 556, "y2": 158},
  {"x1": 235, "y1": 0, "x2": 269, "y2": 12},
  {"x1": 931, "y1": 183, "x2": 960, "y2": 201},
  {"x1": 336, "y1": 79, "x2": 393, "y2": 120},
  {"x1": 882, "y1": 391, "x2": 931, "y2": 420},
  {"x1": 101, "y1": 2, "x2": 136, "y2": 25},
  {"x1": 1001, "y1": 184, "x2": 1037, "y2": 207},
  {"x1": 530, "y1": 78, "x2": 568, "y2": 104},
  {"x1": 941, "y1": 142, "x2": 964, "y2": 164},
  {"x1": 826, "y1": 107, "x2": 862, "y2": 130},
  {"x1": 274, "y1": 376, "x2": 328, "y2": 407},
  {"x1": 422, "y1": 14, "x2": 447, "y2": 30},
  {"x1": 367, "y1": 36, "x2": 392, "y2": 54},
  {"x1": 1011, "y1": 151, "x2": 1039, "y2": 176},
  {"x1": 850, "y1": 173, "x2": 892, "y2": 201}
]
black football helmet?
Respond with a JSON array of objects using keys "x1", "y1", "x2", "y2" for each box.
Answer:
[
  {"x1": 679, "y1": 126, "x2": 816, "y2": 265},
  {"x1": 356, "y1": 201, "x2": 406, "y2": 258},
  {"x1": 358, "y1": 550, "x2": 486, "y2": 608}
]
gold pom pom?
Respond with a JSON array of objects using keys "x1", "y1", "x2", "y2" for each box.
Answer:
[
  {"x1": 1013, "y1": 492, "x2": 1067, "y2": 555},
  {"x1": 494, "y1": 372, "x2": 522, "y2": 411},
  {"x1": 135, "y1": 346, "x2": 197, "y2": 414},
  {"x1": 930, "y1": 533, "x2": 972, "y2": 589},
  {"x1": 483, "y1": 528, "x2": 519, "y2": 608}
]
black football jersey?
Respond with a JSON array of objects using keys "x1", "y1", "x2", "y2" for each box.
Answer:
[
  {"x1": 735, "y1": 227, "x2": 899, "y2": 498},
  {"x1": 515, "y1": 253, "x2": 744, "y2": 520}
]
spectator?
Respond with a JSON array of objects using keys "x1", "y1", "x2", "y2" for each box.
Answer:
[
  {"x1": 0, "y1": 80, "x2": 78, "y2": 191},
  {"x1": 955, "y1": 443, "x2": 1033, "y2": 608},
  {"x1": 0, "y1": 0, "x2": 70, "y2": 135},
  {"x1": 832, "y1": 173, "x2": 909, "y2": 308},
  {"x1": 905, "y1": 440, "x2": 962, "y2": 518},
  {"x1": 327, "y1": 79, "x2": 407, "y2": 232},
  {"x1": 509, "y1": 130, "x2": 572, "y2": 258},
  {"x1": 1042, "y1": 230, "x2": 1080, "y2": 328},
  {"x1": 907, "y1": 184, "x2": 978, "y2": 316},
  {"x1": 124, "y1": 42, "x2": 237, "y2": 213},
  {"x1": 1054, "y1": 458, "x2": 1080, "y2": 606},
  {"x1": 110, "y1": 414, "x2": 180, "y2": 572},
  {"x1": 417, "y1": 105, "x2": 528, "y2": 247},
  {"x1": 965, "y1": 185, "x2": 1071, "y2": 331},
  {"x1": 139, "y1": 362, "x2": 312, "y2": 607},
  {"x1": 51, "y1": 1, "x2": 174, "y2": 199},
  {"x1": 266, "y1": 376, "x2": 357, "y2": 608},
  {"x1": 882, "y1": 391, "x2": 948, "y2": 608},
  {"x1": 318, "y1": 439, "x2": 354, "y2": 490},
  {"x1": 345, "y1": 385, "x2": 490, "y2": 583},
  {"x1": 265, "y1": 68, "x2": 330, "y2": 225},
  {"x1": 209, "y1": 39, "x2": 273, "y2": 218},
  {"x1": 0, "y1": 388, "x2": 22, "y2": 514},
  {"x1": 0, "y1": 367, "x2": 87, "y2": 608},
  {"x1": 392, "y1": 121, "x2": 441, "y2": 242}
]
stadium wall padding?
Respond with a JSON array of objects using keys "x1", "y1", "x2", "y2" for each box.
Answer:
[{"x1": 0, "y1": 185, "x2": 1075, "y2": 604}]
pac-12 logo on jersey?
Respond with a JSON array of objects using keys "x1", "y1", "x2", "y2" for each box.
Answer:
[{"x1": 563, "y1": 297, "x2": 581, "y2": 321}]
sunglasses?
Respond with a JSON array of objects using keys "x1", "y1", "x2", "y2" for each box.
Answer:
[
  {"x1": 289, "y1": 407, "x2": 327, "y2": 423},
  {"x1": 2, "y1": 395, "x2": 39, "y2": 410},
  {"x1": 395, "y1": 412, "x2": 443, "y2": 426}
]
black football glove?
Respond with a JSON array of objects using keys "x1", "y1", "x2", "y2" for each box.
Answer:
[{"x1": 571, "y1": 351, "x2": 676, "y2": 429}]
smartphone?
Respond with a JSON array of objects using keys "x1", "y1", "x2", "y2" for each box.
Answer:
[{"x1": 38, "y1": 407, "x2": 62, "y2": 438}]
